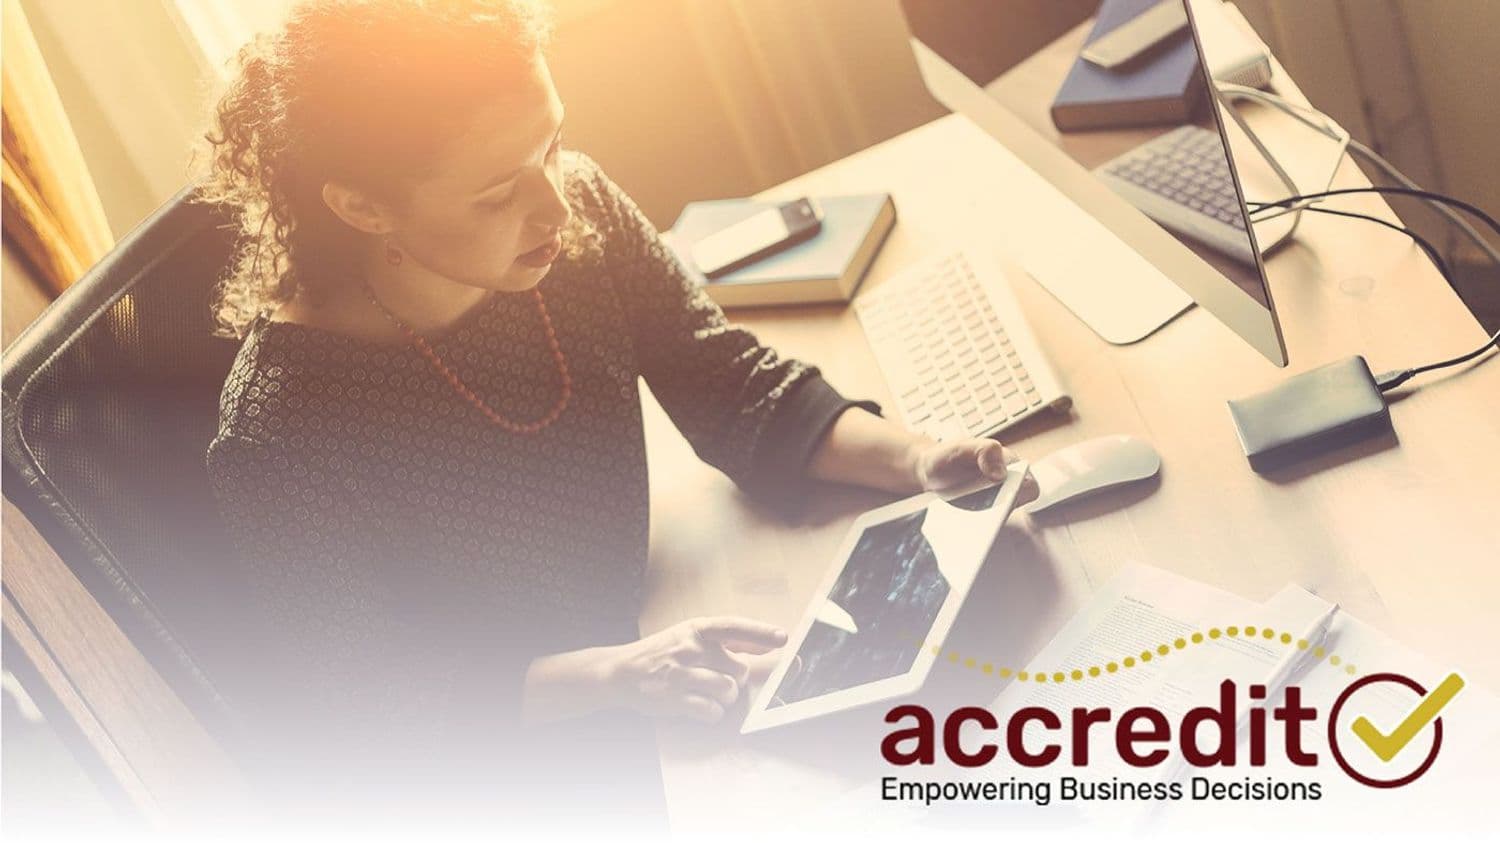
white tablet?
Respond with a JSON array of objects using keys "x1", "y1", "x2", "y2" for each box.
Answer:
[{"x1": 740, "y1": 462, "x2": 1029, "y2": 734}]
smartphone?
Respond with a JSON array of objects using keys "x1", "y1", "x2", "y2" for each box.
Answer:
[{"x1": 691, "y1": 198, "x2": 823, "y2": 278}]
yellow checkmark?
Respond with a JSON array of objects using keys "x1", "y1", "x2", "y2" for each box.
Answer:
[{"x1": 1350, "y1": 672, "x2": 1466, "y2": 762}]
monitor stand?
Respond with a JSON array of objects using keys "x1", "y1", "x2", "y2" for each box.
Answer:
[
  {"x1": 1001, "y1": 88, "x2": 1313, "y2": 345},
  {"x1": 950, "y1": 107, "x2": 1195, "y2": 345}
]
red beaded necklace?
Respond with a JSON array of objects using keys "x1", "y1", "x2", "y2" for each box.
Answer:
[{"x1": 363, "y1": 281, "x2": 572, "y2": 434}]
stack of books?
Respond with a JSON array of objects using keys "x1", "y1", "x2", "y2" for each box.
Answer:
[{"x1": 1051, "y1": 0, "x2": 1205, "y2": 131}]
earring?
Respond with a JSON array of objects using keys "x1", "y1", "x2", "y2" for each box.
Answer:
[{"x1": 384, "y1": 236, "x2": 403, "y2": 266}]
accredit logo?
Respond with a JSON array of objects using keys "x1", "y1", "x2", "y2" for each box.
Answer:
[{"x1": 882, "y1": 672, "x2": 1465, "y2": 788}]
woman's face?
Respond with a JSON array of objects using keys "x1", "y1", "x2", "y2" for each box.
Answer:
[{"x1": 386, "y1": 56, "x2": 571, "y2": 292}]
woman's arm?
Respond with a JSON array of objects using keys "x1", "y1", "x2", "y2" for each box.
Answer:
[
  {"x1": 573, "y1": 154, "x2": 873, "y2": 514},
  {"x1": 573, "y1": 155, "x2": 1022, "y2": 505},
  {"x1": 521, "y1": 646, "x2": 617, "y2": 723}
]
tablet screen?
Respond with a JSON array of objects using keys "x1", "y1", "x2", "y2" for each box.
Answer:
[{"x1": 766, "y1": 484, "x2": 1003, "y2": 707}]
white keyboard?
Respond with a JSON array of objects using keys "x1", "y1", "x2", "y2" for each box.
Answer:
[{"x1": 855, "y1": 250, "x2": 1070, "y2": 442}]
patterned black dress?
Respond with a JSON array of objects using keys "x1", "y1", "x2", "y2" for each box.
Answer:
[{"x1": 206, "y1": 152, "x2": 876, "y2": 826}]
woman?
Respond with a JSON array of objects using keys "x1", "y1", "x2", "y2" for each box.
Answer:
[{"x1": 201, "y1": 0, "x2": 1021, "y2": 830}]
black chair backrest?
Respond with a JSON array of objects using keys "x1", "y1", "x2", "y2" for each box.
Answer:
[{"x1": 3, "y1": 187, "x2": 250, "y2": 741}]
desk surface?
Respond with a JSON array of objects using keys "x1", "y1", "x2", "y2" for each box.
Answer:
[{"x1": 641, "y1": 37, "x2": 1500, "y2": 842}]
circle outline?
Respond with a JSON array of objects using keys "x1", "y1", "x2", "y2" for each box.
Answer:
[{"x1": 1327, "y1": 672, "x2": 1443, "y2": 788}]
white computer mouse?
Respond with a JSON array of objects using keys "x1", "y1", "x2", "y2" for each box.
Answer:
[{"x1": 1022, "y1": 434, "x2": 1162, "y2": 515}]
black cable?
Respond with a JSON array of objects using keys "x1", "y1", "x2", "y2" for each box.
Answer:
[
  {"x1": 1246, "y1": 186, "x2": 1500, "y2": 391},
  {"x1": 1246, "y1": 186, "x2": 1500, "y2": 240},
  {"x1": 1377, "y1": 328, "x2": 1500, "y2": 392}
]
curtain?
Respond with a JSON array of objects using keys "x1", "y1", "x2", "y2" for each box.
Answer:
[
  {"x1": 546, "y1": 0, "x2": 941, "y2": 224},
  {"x1": 1, "y1": 0, "x2": 114, "y2": 297},
  {"x1": 678, "y1": 0, "x2": 939, "y2": 185},
  {"x1": 167, "y1": 0, "x2": 293, "y2": 78}
]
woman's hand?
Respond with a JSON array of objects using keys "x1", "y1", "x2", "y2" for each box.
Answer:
[
  {"x1": 809, "y1": 408, "x2": 1033, "y2": 498},
  {"x1": 907, "y1": 435, "x2": 1012, "y2": 492},
  {"x1": 908, "y1": 435, "x2": 1040, "y2": 505},
  {"x1": 603, "y1": 617, "x2": 787, "y2": 723}
]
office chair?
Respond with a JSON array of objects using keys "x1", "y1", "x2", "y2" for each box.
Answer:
[{"x1": 2, "y1": 186, "x2": 255, "y2": 751}]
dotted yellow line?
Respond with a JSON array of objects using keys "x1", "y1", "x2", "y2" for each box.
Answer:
[{"x1": 925, "y1": 625, "x2": 1359, "y2": 684}]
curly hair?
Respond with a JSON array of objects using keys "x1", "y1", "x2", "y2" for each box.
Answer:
[{"x1": 195, "y1": 0, "x2": 599, "y2": 338}]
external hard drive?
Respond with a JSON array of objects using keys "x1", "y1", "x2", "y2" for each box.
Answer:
[{"x1": 1226, "y1": 356, "x2": 1393, "y2": 472}]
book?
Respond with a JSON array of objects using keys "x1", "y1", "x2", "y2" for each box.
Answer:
[
  {"x1": 662, "y1": 193, "x2": 896, "y2": 308},
  {"x1": 1050, "y1": 0, "x2": 1205, "y2": 132}
]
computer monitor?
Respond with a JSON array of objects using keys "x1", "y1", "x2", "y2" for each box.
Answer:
[{"x1": 898, "y1": 0, "x2": 1291, "y2": 366}]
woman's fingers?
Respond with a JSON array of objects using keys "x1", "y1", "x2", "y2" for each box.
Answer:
[
  {"x1": 657, "y1": 665, "x2": 737, "y2": 723},
  {"x1": 692, "y1": 616, "x2": 787, "y2": 654},
  {"x1": 922, "y1": 438, "x2": 1011, "y2": 490},
  {"x1": 691, "y1": 643, "x2": 752, "y2": 686},
  {"x1": 673, "y1": 665, "x2": 741, "y2": 707},
  {"x1": 946, "y1": 438, "x2": 1006, "y2": 481},
  {"x1": 742, "y1": 650, "x2": 787, "y2": 685},
  {"x1": 620, "y1": 617, "x2": 794, "y2": 723},
  {"x1": 975, "y1": 439, "x2": 1009, "y2": 479},
  {"x1": 675, "y1": 694, "x2": 726, "y2": 724}
]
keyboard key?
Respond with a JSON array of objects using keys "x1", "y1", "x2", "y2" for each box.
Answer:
[{"x1": 1002, "y1": 391, "x2": 1030, "y2": 418}]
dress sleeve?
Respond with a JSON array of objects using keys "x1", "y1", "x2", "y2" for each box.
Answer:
[
  {"x1": 571, "y1": 154, "x2": 881, "y2": 515},
  {"x1": 205, "y1": 433, "x2": 533, "y2": 775}
]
